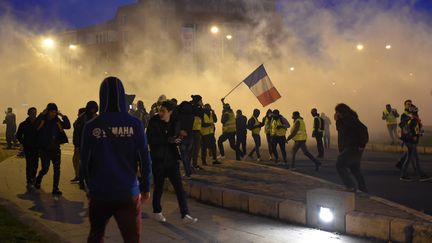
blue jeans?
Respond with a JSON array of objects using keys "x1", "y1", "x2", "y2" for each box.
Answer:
[{"x1": 401, "y1": 142, "x2": 425, "y2": 178}]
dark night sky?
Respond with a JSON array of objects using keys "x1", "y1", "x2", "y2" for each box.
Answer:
[{"x1": 3, "y1": 0, "x2": 432, "y2": 29}]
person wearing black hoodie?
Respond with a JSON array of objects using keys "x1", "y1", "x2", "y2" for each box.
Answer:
[
  {"x1": 334, "y1": 103, "x2": 369, "y2": 193},
  {"x1": 72, "y1": 101, "x2": 98, "y2": 186},
  {"x1": 146, "y1": 100, "x2": 198, "y2": 224},
  {"x1": 236, "y1": 109, "x2": 247, "y2": 158},
  {"x1": 34, "y1": 103, "x2": 71, "y2": 196},
  {"x1": 16, "y1": 107, "x2": 39, "y2": 190}
]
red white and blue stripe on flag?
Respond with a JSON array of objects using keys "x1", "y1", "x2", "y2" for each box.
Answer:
[{"x1": 242, "y1": 64, "x2": 281, "y2": 107}]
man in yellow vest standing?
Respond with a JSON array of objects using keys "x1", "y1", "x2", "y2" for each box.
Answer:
[
  {"x1": 247, "y1": 109, "x2": 264, "y2": 161},
  {"x1": 270, "y1": 110, "x2": 290, "y2": 164},
  {"x1": 218, "y1": 99, "x2": 240, "y2": 160},
  {"x1": 311, "y1": 108, "x2": 325, "y2": 158},
  {"x1": 191, "y1": 95, "x2": 204, "y2": 171},
  {"x1": 382, "y1": 104, "x2": 399, "y2": 145},
  {"x1": 286, "y1": 111, "x2": 321, "y2": 171},
  {"x1": 201, "y1": 104, "x2": 221, "y2": 165},
  {"x1": 262, "y1": 109, "x2": 273, "y2": 160}
]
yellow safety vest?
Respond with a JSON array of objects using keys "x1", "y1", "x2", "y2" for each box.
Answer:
[
  {"x1": 222, "y1": 111, "x2": 236, "y2": 133},
  {"x1": 264, "y1": 117, "x2": 272, "y2": 134},
  {"x1": 271, "y1": 118, "x2": 287, "y2": 137},
  {"x1": 192, "y1": 116, "x2": 202, "y2": 131},
  {"x1": 251, "y1": 116, "x2": 261, "y2": 135},
  {"x1": 200, "y1": 113, "x2": 215, "y2": 136},
  {"x1": 292, "y1": 118, "x2": 307, "y2": 141},
  {"x1": 383, "y1": 109, "x2": 398, "y2": 125}
]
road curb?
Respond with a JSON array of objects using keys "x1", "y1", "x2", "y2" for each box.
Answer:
[{"x1": 366, "y1": 143, "x2": 432, "y2": 154}]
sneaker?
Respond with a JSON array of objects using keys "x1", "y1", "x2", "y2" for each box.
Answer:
[
  {"x1": 34, "y1": 183, "x2": 41, "y2": 189},
  {"x1": 70, "y1": 177, "x2": 79, "y2": 183},
  {"x1": 217, "y1": 155, "x2": 225, "y2": 160},
  {"x1": 52, "y1": 189, "x2": 63, "y2": 196},
  {"x1": 419, "y1": 175, "x2": 432, "y2": 182},
  {"x1": 26, "y1": 184, "x2": 35, "y2": 192},
  {"x1": 182, "y1": 214, "x2": 198, "y2": 224},
  {"x1": 315, "y1": 162, "x2": 322, "y2": 171},
  {"x1": 257, "y1": 158, "x2": 261, "y2": 162},
  {"x1": 213, "y1": 160, "x2": 222, "y2": 165},
  {"x1": 400, "y1": 176, "x2": 414, "y2": 182},
  {"x1": 182, "y1": 175, "x2": 192, "y2": 180},
  {"x1": 154, "y1": 213, "x2": 166, "y2": 222}
]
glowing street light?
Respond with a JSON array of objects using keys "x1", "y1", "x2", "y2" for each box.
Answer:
[
  {"x1": 210, "y1": 26, "x2": 219, "y2": 34},
  {"x1": 356, "y1": 44, "x2": 364, "y2": 51},
  {"x1": 42, "y1": 38, "x2": 55, "y2": 49},
  {"x1": 385, "y1": 44, "x2": 392, "y2": 49},
  {"x1": 290, "y1": 67, "x2": 295, "y2": 71},
  {"x1": 69, "y1": 44, "x2": 78, "y2": 50},
  {"x1": 226, "y1": 35, "x2": 232, "y2": 40}
]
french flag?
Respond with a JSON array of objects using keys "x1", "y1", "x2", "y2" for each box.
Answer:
[{"x1": 243, "y1": 64, "x2": 281, "y2": 107}]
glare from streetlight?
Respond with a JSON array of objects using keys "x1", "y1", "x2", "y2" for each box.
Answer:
[
  {"x1": 210, "y1": 26, "x2": 219, "y2": 34},
  {"x1": 42, "y1": 38, "x2": 55, "y2": 49},
  {"x1": 226, "y1": 35, "x2": 232, "y2": 40},
  {"x1": 356, "y1": 44, "x2": 364, "y2": 51},
  {"x1": 290, "y1": 67, "x2": 295, "y2": 71},
  {"x1": 69, "y1": 44, "x2": 77, "y2": 50},
  {"x1": 385, "y1": 44, "x2": 392, "y2": 49}
]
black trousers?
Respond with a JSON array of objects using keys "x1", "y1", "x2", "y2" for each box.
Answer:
[
  {"x1": 401, "y1": 142, "x2": 425, "y2": 178},
  {"x1": 24, "y1": 148, "x2": 39, "y2": 185},
  {"x1": 266, "y1": 133, "x2": 273, "y2": 157},
  {"x1": 236, "y1": 132, "x2": 247, "y2": 157},
  {"x1": 152, "y1": 162, "x2": 189, "y2": 217},
  {"x1": 336, "y1": 148, "x2": 368, "y2": 192},
  {"x1": 191, "y1": 131, "x2": 201, "y2": 167},
  {"x1": 272, "y1": 136, "x2": 287, "y2": 162},
  {"x1": 36, "y1": 148, "x2": 61, "y2": 190},
  {"x1": 248, "y1": 134, "x2": 261, "y2": 159},
  {"x1": 218, "y1": 132, "x2": 238, "y2": 158},
  {"x1": 292, "y1": 141, "x2": 320, "y2": 167},
  {"x1": 201, "y1": 134, "x2": 217, "y2": 164},
  {"x1": 315, "y1": 132, "x2": 324, "y2": 157}
]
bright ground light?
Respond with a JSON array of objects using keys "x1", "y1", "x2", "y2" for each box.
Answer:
[{"x1": 319, "y1": 207, "x2": 334, "y2": 223}]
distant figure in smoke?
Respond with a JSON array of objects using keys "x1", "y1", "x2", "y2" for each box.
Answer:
[
  {"x1": 16, "y1": 107, "x2": 39, "y2": 191},
  {"x1": 218, "y1": 98, "x2": 240, "y2": 160},
  {"x1": 321, "y1": 112, "x2": 332, "y2": 149},
  {"x1": 334, "y1": 103, "x2": 368, "y2": 193},
  {"x1": 311, "y1": 108, "x2": 325, "y2": 158},
  {"x1": 236, "y1": 109, "x2": 247, "y2": 159},
  {"x1": 247, "y1": 109, "x2": 264, "y2": 161},
  {"x1": 262, "y1": 109, "x2": 274, "y2": 160},
  {"x1": 382, "y1": 104, "x2": 399, "y2": 145},
  {"x1": 34, "y1": 103, "x2": 71, "y2": 196},
  {"x1": 72, "y1": 101, "x2": 98, "y2": 188},
  {"x1": 150, "y1": 94, "x2": 167, "y2": 117},
  {"x1": 132, "y1": 100, "x2": 150, "y2": 129},
  {"x1": 3, "y1": 107, "x2": 17, "y2": 149},
  {"x1": 147, "y1": 100, "x2": 198, "y2": 224}
]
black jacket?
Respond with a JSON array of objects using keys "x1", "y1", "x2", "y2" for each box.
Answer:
[
  {"x1": 16, "y1": 117, "x2": 38, "y2": 149},
  {"x1": 73, "y1": 113, "x2": 96, "y2": 147},
  {"x1": 336, "y1": 114, "x2": 368, "y2": 152},
  {"x1": 36, "y1": 114, "x2": 71, "y2": 150},
  {"x1": 146, "y1": 115, "x2": 181, "y2": 167},
  {"x1": 236, "y1": 115, "x2": 247, "y2": 135}
]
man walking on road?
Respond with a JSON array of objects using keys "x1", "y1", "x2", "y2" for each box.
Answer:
[
  {"x1": 311, "y1": 108, "x2": 325, "y2": 158},
  {"x1": 80, "y1": 77, "x2": 152, "y2": 243},
  {"x1": 286, "y1": 111, "x2": 321, "y2": 170},
  {"x1": 382, "y1": 104, "x2": 399, "y2": 145},
  {"x1": 321, "y1": 112, "x2": 331, "y2": 149},
  {"x1": 334, "y1": 103, "x2": 369, "y2": 193},
  {"x1": 3, "y1": 107, "x2": 17, "y2": 149}
]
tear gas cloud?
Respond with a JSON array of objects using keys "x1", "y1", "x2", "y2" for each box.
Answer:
[{"x1": 1, "y1": 0, "x2": 431, "y2": 141}]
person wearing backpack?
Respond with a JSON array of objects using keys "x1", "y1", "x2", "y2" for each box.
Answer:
[
  {"x1": 311, "y1": 108, "x2": 325, "y2": 158},
  {"x1": 247, "y1": 109, "x2": 264, "y2": 161},
  {"x1": 399, "y1": 105, "x2": 431, "y2": 182},
  {"x1": 334, "y1": 103, "x2": 368, "y2": 193},
  {"x1": 286, "y1": 111, "x2": 321, "y2": 170}
]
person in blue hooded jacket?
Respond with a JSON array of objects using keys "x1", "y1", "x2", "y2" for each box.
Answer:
[{"x1": 80, "y1": 77, "x2": 152, "y2": 243}]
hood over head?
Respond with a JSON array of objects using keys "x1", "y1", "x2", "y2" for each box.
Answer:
[{"x1": 99, "y1": 77, "x2": 127, "y2": 113}]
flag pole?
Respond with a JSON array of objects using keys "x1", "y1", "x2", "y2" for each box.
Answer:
[{"x1": 222, "y1": 80, "x2": 244, "y2": 100}]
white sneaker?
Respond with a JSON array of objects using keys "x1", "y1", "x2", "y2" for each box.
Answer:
[
  {"x1": 217, "y1": 155, "x2": 225, "y2": 160},
  {"x1": 182, "y1": 214, "x2": 198, "y2": 224},
  {"x1": 257, "y1": 158, "x2": 261, "y2": 162},
  {"x1": 154, "y1": 213, "x2": 166, "y2": 222}
]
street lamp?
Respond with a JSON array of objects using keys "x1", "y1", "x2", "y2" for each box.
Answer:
[
  {"x1": 210, "y1": 26, "x2": 219, "y2": 34},
  {"x1": 69, "y1": 44, "x2": 77, "y2": 50},
  {"x1": 226, "y1": 35, "x2": 232, "y2": 40},
  {"x1": 42, "y1": 38, "x2": 55, "y2": 49},
  {"x1": 356, "y1": 44, "x2": 364, "y2": 51},
  {"x1": 290, "y1": 67, "x2": 295, "y2": 71},
  {"x1": 385, "y1": 44, "x2": 391, "y2": 50}
]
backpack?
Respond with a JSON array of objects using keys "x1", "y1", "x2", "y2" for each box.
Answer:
[
  {"x1": 247, "y1": 118, "x2": 255, "y2": 130},
  {"x1": 280, "y1": 116, "x2": 290, "y2": 129}
]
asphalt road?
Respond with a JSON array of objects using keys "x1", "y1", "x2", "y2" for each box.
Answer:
[{"x1": 255, "y1": 145, "x2": 432, "y2": 216}]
